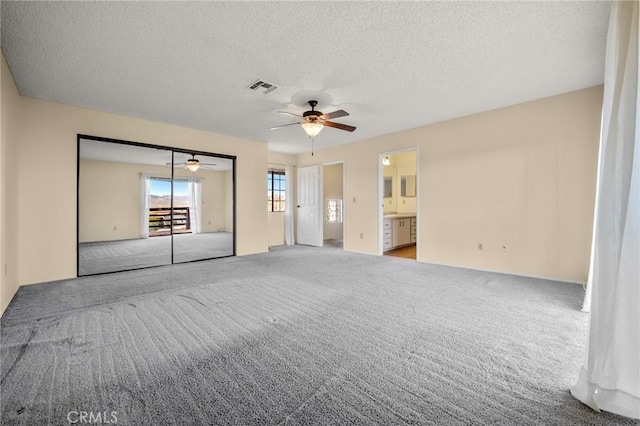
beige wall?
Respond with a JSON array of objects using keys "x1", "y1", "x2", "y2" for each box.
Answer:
[
  {"x1": 297, "y1": 87, "x2": 602, "y2": 283},
  {"x1": 79, "y1": 160, "x2": 232, "y2": 243},
  {"x1": 323, "y1": 163, "x2": 343, "y2": 241},
  {"x1": 16, "y1": 96, "x2": 268, "y2": 286},
  {"x1": 1, "y1": 52, "x2": 22, "y2": 313},
  {"x1": 268, "y1": 212, "x2": 285, "y2": 247}
]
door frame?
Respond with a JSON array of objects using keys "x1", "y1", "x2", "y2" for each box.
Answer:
[
  {"x1": 378, "y1": 147, "x2": 420, "y2": 258},
  {"x1": 295, "y1": 160, "x2": 346, "y2": 248}
]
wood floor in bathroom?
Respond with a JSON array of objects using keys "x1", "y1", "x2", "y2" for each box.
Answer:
[{"x1": 384, "y1": 245, "x2": 416, "y2": 260}]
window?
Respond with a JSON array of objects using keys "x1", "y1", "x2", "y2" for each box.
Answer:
[
  {"x1": 326, "y1": 199, "x2": 343, "y2": 224},
  {"x1": 268, "y1": 170, "x2": 286, "y2": 212},
  {"x1": 148, "y1": 178, "x2": 191, "y2": 236}
]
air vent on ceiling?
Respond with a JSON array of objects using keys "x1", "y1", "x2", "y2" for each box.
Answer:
[{"x1": 246, "y1": 79, "x2": 278, "y2": 95}]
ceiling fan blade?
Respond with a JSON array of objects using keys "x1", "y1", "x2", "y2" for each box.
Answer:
[
  {"x1": 200, "y1": 163, "x2": 218, "y2": 166},
  {"x1": 270, "y1": 122, "x2": 301, "y2": 130},
  {"x1": 321, "y1": 109, "x2": 349, "y2": 120},
  {"x1": 277, "y1": 111, "x2": 302, "y2": 118},
  {"x1": 324, "y1": 121, "x2": 356, "y2": 132}
]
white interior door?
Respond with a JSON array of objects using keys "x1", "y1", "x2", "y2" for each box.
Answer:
[{"x1": 297, "y1": 165, "x2": 323, "y2": 246}]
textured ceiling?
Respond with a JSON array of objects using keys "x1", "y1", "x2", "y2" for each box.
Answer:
[{"x1": 2, "y1": 1, "x2": 610, "y2": 154}]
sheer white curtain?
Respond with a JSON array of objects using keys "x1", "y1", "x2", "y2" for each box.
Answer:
[
  {"x1": 571, "y1": 0, "x2": 639, "y2": 419},
  {"x1": 141, "y1": 173, "x2": 150, "y2": 239},
  {"x1": 188, "y1": 178, "x2": 202, "y2": 234},
  {"x1": 284, "y1": 165, "x2": 295, "y2": 245}
]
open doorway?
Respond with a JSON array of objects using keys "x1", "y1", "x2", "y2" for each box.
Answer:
[
  {"x1": 323, "y1": 162, "x2": 344, "y2": 249},
  {"x1": 379, "y1": 149, "x2": 418, "y2": 260},
  {"x1": 295, "y1": 162, "x2": 344, "y2": 249}
]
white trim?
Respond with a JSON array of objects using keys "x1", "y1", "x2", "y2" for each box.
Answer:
[
  {"x1": 344, "y1": 248, "x2": 376, "y2": 256},
  {"x1": 419, "y1": 260, "x2": 586, "y2": 285}
]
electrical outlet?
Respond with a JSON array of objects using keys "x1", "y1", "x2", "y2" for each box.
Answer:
[
  {"x1": 113, "y1": 226, "x2": 117, "y2": 231},
  {"x1": 477, "y1": 243, "x2": 483, "y2": 250},
  {"x1": 360, "y1": 233, "x2": 364, "y2": 239},
  {"x1": 353, "y1": 196, "x2": 357, "y2": 203}
]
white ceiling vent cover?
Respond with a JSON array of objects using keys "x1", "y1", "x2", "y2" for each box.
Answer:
[{"x1": 246, "y1": 79, "x2": 278, "y2": 95}]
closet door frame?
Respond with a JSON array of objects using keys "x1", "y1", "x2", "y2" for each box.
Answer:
[{"x1": 76, "y1": 133, "x2": 237, "y2": 277}]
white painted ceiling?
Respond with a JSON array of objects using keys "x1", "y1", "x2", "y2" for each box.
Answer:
[{"x1": 2, "y1": 1, "x2": 610, "y2": 154}]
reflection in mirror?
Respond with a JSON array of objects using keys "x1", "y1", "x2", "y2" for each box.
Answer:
[
  {"x1": 78, "y1": 137, "x2": 235, "y2": 276},
  {"x1": 401, "y1": 175, "x2": 416, "y2": 197},
  {"x1": 79, "y1": 139, "x2": 173, "y2": 274},
  {"x1": 172, "y1": 152, "x2": 234, "y2": 263},
  {"x1": 383, "y1": 176, "x2": 393, "y2": 198}
]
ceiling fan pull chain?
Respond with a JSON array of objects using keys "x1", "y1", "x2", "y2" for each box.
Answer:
[{"x1": 311, "y1": 137, "x2": 314, "y2": 156}]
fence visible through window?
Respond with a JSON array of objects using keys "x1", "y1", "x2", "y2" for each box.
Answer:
[{"x1": 149, "y1": 207, "x2": 191, "y2": 236}]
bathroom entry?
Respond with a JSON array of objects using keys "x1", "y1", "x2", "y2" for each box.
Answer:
[
  {"x1": 380, "y1": 150, "x2": 418, "y2": 260},
  {"x1": 323, "y1": 162, "x2": 344, "y2": 249}
]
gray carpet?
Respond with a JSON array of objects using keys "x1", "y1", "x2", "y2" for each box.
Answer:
[
  {"x1": 1, "y1": 246, "x2": 637, "y2": 425},
  {"x1": 79, "y1": 232, "x2": 234, "y2": 275}
]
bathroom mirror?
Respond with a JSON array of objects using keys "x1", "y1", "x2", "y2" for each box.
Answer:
[
  {"x1": 383, "y1": 176, "x2": 393, "y2": 198},
  {"x1": 401, "y1": 175, "x2": 416, "y2": 197},
  {"x1": 78, "y1": 136, "x2": 235, "y2": 276}
]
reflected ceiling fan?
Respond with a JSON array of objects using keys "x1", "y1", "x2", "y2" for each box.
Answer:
[
  {"x1": 270, "y1": 100, "x2": 356, "y2": 137},
  {"x1": 167, "y1": 154, "x2": 217, "y2": 172}
]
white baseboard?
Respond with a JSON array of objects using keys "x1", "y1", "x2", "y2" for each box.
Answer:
[
  {"x1": 418, "y1": 260, "x2": 586, "y2": 285},
  {"x1": 343, "y1": 248, "x2": 377, "y2": 256}
]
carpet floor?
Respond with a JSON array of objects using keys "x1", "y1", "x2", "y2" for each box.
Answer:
[
  {"x1": 1, "y1": 245, "x2": 637, "y2": 425},
  {"x1": 79, "y1": 232, "x2": 234, "y2": 275}
]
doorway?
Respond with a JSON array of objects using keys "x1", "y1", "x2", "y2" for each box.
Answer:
[
  {"x1": 379, "y1": 149, "x2": 418, "y2": 260},
  {"x1": 295, "y1": 162, "x2": 344, "y2": 249},
  {"x1": 323, "y1": 163, "x2": 344, "y2": 249}
]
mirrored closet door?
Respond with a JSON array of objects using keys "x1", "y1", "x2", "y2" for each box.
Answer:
[
  {"x1": 78, "y1": 136, "x2": 235, "y2": 276},
  {"x1": 171, "y1": 152, "x2": 234, "y2": 263}
]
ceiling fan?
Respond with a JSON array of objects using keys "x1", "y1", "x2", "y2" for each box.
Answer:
[
  {"x1": 270, "y1": 100, "x2": 356, "y2": 137},
  {"x1": 167, "y1": 154, "x2": 217, "y2": 172}
]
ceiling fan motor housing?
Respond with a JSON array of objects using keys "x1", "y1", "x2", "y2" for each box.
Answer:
[
  {"x1": 303, "y1": 101, "x2": 322, "y2": 122},
  {"x1": 303, "y1": 110, "x2": 322, "y2": 120}
]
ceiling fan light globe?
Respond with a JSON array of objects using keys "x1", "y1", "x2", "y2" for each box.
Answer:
[
  {"x1": 186, "y1": 159, "x2": 200, "y2": 172},
  {"x1": 301, "y1": 122, "x2": 324, "y2": 138}
]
